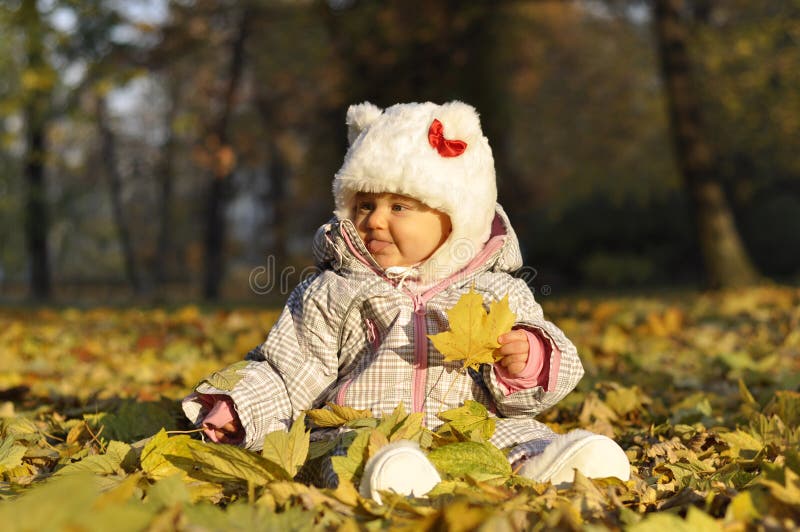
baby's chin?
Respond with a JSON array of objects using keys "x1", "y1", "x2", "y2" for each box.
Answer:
[{"x1": 374, "y1": 255, "x2": 417, "y2": 270}]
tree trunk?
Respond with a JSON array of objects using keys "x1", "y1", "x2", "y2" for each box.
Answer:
[
  {"x1": 202, "y1": 8, "x2": 250, "y2": 300},
  {"x1": 653, "y1": 0, "x2": 761, "y2": 288},
  {"x1": 267, "y1": 139, "x2": 289, "y2": 262},
  {"x1": 21, "y1": 0, "x2": 51, "y2": 300},
  {"x1": 97, "y1": 96, "x2": 142, "y2": 294},
  {"x1": 154, "y1": 80, "x2": 179, "y2": 289},
  {"x1": 254, "y1": 95, "x2": 291, "y2": 264}
]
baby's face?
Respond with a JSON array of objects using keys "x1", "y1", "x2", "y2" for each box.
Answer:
[{"x1": 353, "y1": 192, "x2": 452, "y2": 269}]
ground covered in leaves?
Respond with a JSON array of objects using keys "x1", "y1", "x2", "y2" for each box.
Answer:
[{"x1": 0, "y1": 286, "x2": 799, "y2": 531}]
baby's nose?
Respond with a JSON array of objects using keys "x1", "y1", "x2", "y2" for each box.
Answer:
[{"x1": 366, "y1": 208, "x2": 388, "y2": 228}]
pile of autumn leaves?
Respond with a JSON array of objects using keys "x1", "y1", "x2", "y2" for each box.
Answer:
[{"x1": 1, "y1": 286, "x2": 799, "y2": 531}]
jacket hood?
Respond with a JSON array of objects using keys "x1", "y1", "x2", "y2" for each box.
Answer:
[
  {"x1": 333, "y1": 101, "x2": 498, "y2": 278},
  {"x1": 312, "y1": 203, "x2": 524, "y2": 283}
]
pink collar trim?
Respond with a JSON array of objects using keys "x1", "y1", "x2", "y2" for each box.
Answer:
[{"x1": 339, "y1": 213, "x2": 508, "y2": 300}]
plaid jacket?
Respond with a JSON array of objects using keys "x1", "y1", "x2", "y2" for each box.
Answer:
[{"x1": 183, "y1": 206, "x2": 583, "y2": 460}]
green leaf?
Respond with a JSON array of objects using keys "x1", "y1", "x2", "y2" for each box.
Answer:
[
  {"x1": 199, "y1": 360, "x2": 250, "y2": 391},
  {"x1": 605, "y1": 386, "x2": 647, "y2": 417},
  {"x1": 54, "y1": 440, "x2": 133, "y2": 476},
  {"x1": 84, "y1": 399, "x2": 179, "y2": 442},
  {"x1": 0, "y1": 473, "x2": 100, "y2": 531},
  {"x1": 427, "y1": 441, "x2": 511, "y2": 481},
  {"x1": 93, "y1": 471, "x2": 144, "y2": 508},
  {"x1": 437, "y1": 400, "x2": 495, "y2": 441},
  {"x1": 0, "y1": 436, "x2": 26, "y2": 474},
  {"x1": 684, "y1": 507, "x2": 723, "y2": 531},
  {"x1": 187, "y1": 442, "x2": 286, "y2": 486},
  {"x1": 260, "y1": 413, "x2": 310, "y2": 479},
  {"x1": 388, "y1": 412, "x2": 424, "y2": 442},
  {"x1": 140, "y1": 429, "x2": 194, "y2": 480},
  {"x1": 757, "y1": 464, "x2": 800, "y2": 507},
  {"x1": 717, "y1": 429, "x2": 764, "y2": 460},
  {"x1": 223, "y1": 503, "x2": 317, "y2": 532},
  {"x1": 375, "y1": 403, "x2": 407, "y2": 435},
  {"x1": 308, "y1": 437, "x2": 340, "y2": 461},
  {"x1": 331, "y1": 429, "x2": 371, "y2": 484},
  {"x1": 763, "y1": 390, "x2": 800, "y2": 427},
  {"x1": 725, "y1": 491, "x2": 763, "y2": 523},
  {"x1": 627, "y1": 513, "x2": 693, "y2": 532},
  {"x1": 146, "y1": 473, "x2": 192, "y2": 508}
]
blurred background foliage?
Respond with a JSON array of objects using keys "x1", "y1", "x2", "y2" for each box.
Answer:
[{"x1": 0, "y1": 0, "x2": 798, "y2": 302}]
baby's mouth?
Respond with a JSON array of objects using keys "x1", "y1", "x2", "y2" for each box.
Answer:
[{"x1": 366, "y1": 239, "x2": 392, "y2": 254}]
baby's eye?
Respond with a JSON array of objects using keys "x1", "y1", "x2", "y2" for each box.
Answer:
[
  {"x1": 392, "y1": 203, "x2": 409, "y2": 212},
  {"x1": 357, "y1": 201, "x2": 375, "y2": 212}
]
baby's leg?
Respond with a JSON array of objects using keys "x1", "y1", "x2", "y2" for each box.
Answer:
[
  {"x1": 514, "y1": 430, "x2": 631, "y2": 486},
  {"x1": 358, "y1": 441, "x2": 441, "y2": 504},
  {"x1": 315, "y1": 436, "x2": 441, "y2": 504}
]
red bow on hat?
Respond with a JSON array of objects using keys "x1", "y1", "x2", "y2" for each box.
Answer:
[{"x1": 428, "y1": 119, "x2": 467, "y2": 157}]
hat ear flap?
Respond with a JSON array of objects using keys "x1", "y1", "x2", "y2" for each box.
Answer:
[{"x1": 346, "y1": 102, "x2": 383, "y2": 145}]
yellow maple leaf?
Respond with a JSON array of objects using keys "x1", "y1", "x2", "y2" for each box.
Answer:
[{"x1": 428, "y1": 288, "x2": 517, "y2": 372}]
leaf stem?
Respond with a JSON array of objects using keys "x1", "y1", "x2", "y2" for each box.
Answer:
[
  {"x1": 165, "y1": 428, "x2": 206, "y2": 435},
  {"x1": 437, "y1": 367, "x2": 466, "y2": 415}
]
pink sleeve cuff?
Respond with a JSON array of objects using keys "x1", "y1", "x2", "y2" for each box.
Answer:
[
  {"x1": 494, "y1": 329, "x2": 560, "y2": 395},
  {"x1": 197, "y1": 394, "x2": 243, "y2": 444}
]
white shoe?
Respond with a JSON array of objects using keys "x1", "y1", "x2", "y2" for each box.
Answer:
[
  {"x1": 358, "y1": 441, "x2": 442, "y2": 504},
  {"x1": 519, "y1": 430, "x2": 630, "y2": 486}
]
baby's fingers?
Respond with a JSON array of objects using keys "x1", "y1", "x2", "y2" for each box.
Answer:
[
  {"x1": 497, "y1": 352, "x2": 527, "y2": 376},
  {"x1": 496, "y1": 339, "x2": 529, "y2": 357},
  {"x1": 203, "y1": 421, "x2": 240, "y2": 443},
  {"x1": 497, "y1": 352, "x2": 527, "y2": 367}
]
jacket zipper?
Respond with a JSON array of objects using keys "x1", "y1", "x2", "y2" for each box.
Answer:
[{"x1": 411, "y1": 294, "x2": 428, "y2": 414}]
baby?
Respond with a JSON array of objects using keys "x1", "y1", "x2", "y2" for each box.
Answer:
[{"x1": 183, "y1": 101, "x2": 630, "y2": 501}]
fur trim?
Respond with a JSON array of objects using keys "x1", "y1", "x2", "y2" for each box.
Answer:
[
  {"x1": 346, "y1": 102, "x2": 383, "y2": 145},
  {"x1": 333, "y1": 101, "x2": 497, "y2": 281}
]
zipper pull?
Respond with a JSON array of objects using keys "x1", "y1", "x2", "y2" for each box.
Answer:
[{"x1": 412, "y1": 295, "x2": 426, "y2": 315}]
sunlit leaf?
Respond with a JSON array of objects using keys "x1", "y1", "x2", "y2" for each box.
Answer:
[
  {"x1": 436, "y1": 400, "x2": 495, "y2": 441},
  {"x1": 717, "y1": 429, "x2": 764, "y2": 460},
  {"x1": 306, "y1": 403, "x2": 373, "y2": 428},
  {"x1": 0, "y1": 436, "x2": 26, "y2": 474},
  {"x1": 54, "y1": 440, "x2": 133, "y2": 476},
  {"x1": 428, "y1": 289, "x2": 517, "y2": 371},
  {"x1": 261, "y1": 413, "x2": 310, "y2": 479},
  {"x1": 199, "y1": 360, "x2": 250, "y2": 392},
  {"x1": 187, "y1": 441, "x2": 286, "y2": 485},
  {"x1": 331, "y1": 429, "x2": 371, "y2": 485}
]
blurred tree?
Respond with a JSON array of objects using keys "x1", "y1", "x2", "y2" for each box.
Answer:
[
  {"x1": 654, "y1": 0, "x2": 761, "y2": 287},
  {"x1": 2, "y1": 0, "x2": 155, "y2": 298},
  {"x1": 247, "y1": 2, "x2": 344, "y2": 267},
  {"x1": 201, "y1": 7, "x2": 250, "y2": 301},
  {"x1": 691, "y1": 0, "x2": 800, "y2": 278},
  {"x1": 16, "y1": 0, "x2": 54, "y2": 299},
  {"x1": 0, "y1": 8, "x2": 27, "y2": 292},
  {"x1": 155, "y1": 2, "x2": 251, "y2": 300},
  {"x1": 153, "y1": 77, "x2": 180, "y2": 289},
  {"x1": 96, "y1": 94, "x2": 141, "y2": 293}
]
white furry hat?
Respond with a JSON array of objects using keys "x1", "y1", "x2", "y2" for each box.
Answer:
[{"x1": 333, "y1": 101, "x2": 497, "y2": 279}]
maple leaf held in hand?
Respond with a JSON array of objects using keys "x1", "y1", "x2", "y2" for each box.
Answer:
[{"x1": 428, "y1": 288, "x2": 517, "y2": 372}]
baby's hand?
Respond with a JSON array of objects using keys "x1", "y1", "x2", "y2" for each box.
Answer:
[
  {"x1": 203, "y1": 420, "x2": 243, "y2": 444},
  {"x1": 496, "y1": 329, "x2": 530, "y2": 377}
]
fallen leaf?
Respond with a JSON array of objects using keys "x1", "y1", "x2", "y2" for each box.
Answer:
[
  {"x1": 427, "y1": 441, "x2": 511, "y2": 481},
  {"x1": 260, "y1": 412, "x2": 310, "y2": 479}
]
